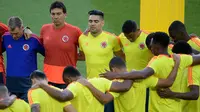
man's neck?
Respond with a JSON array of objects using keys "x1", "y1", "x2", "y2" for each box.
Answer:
[
  {"x1": 73, "y1": 76, "x2": 84, "y2": 81},
  {"x1": 54, "y1": 23, "x2": 65, "y2": 29},
  {"x1": 91, "y1": 30, "x2": 102, "y2": 37},
  {"x1": 136, "y1": 30, "x2": 142, "y2": 37},
  {"x1": 184, "y1": 34, "x2": 191, "y2": 42},
  {"x1": 159, "y1": 50, "x2": 170, "y2": 56}
]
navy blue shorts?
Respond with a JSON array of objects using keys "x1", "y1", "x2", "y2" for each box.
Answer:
[
  {"x1": 104, "y1": 100, "x2": 114, "y2": 112},
  {"x1": 6, "y1": 76, "x2": 31, "y2": 102}
]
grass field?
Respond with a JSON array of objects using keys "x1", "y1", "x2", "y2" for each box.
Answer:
[{"x1": 0, "y1": 0, "x2": 200, "y2": 77}]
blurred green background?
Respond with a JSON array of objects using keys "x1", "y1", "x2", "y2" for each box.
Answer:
[{"x1": 0, "y1": 0, "x2": 199, "y2": 77}]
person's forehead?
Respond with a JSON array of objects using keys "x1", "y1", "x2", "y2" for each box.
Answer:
[
  {"x1": 89, "y1": 15, "x2": 101, "y2": 20},
  {"x1": 9, "y1": 27, "x2": 20, "y2": 32},
  {"x1": 51, "y1": 8, "x2": 63, "y2": 13}
]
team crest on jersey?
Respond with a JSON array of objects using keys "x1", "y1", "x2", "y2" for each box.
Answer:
[
  {"x1": 101, "y1": 41, "x2": 107, "y2": 48},
  {"x1": 23, "y1": 44, "x2": 29, "y2": 51},
  {"x1": 139, "y1": 43, "x2": 145, "y2": 49},
  {"x1": 62, "y1": 35, "x2": 69, "y2": 43}
]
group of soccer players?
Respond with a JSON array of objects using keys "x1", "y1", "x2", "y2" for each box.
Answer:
[{"x1": 0, "y1": 0, "x2": 199, "y2": 112}]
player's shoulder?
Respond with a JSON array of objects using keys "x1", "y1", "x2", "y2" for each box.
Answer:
[
  {"x1": 89, "y1": 77, "x2": 110, "y2": 84},
  {"x1": 29, "y1": 34, "x2": 42, "y2": 44},
  {"x1": 118, "y1": 33, "x2": 126, "y2": 39},
  {"x1": 41, "y1": 23, "x2": 52, "y2": 30},
  {"x1": 0, "y1": 22, "x2": 8, "y2": 30},
  {"x1": 190, "y1": 36, "x2": 200, "y2": 46},
  {"x1": 179, "y1": 54, "x2": 191, "y2": 58},
  {"x1": 66, "y1": 23, "x2": 80, "y2": 30},
  {"x1": 148, "y1": 55, "x2": 166, "y2": 66},
  {"x1": 79, "y1": 33, "x2": 88, "y2": 39},
  {"x1": 179, "y1": 54, "x2": 192, "y2": 62},
  {"x1": 141, "y1": 30, "x2": 150, "y2": 35},
  {"x1": 15, "y1": 98, "x2": 28, "y2": 105},
  {"x1": 103, "y1": 31, "x2": 117, "y2": 38},
  {"x1": 68, "y1": 81, "x2": 80, "y2": 88},
  {"x1": 2, "y1": 32, "x2": 12, "y2": 39}
]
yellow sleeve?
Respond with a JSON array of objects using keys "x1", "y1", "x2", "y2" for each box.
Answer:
[
  {"x1": 67, "y1": 82, "x2": 79, "y2": 98},
  {"x1": 188, "y1": 67, "x2": 200, "y2": 86},
  {"x1": 147, "y1": 56, "x2": 159, "y2": 74},
  {"x1": 28, "y1": 90, "x2": 40, "y2": 105},
  {"x1": 109, "y1": 92, "x2": 120, "y2": 98},
  {"x1": 63, "y1": 101, "x2": 71, "y2": 108},
  {"x1": 142, "y1": 75, "x2": 159, "y2": 88},
  {"x1": 113, "y1": 36, "x2": 121, "y2": 52},
  {"x1": 78, "y1": 34, "x2": 84, "y2": 51},
  {"x1": 24, "y1": 101, "x2": 31, "y2": 112},
  {"x1": 99, "y1": 78, "x2": 120, "y2": 98},
  {"x1": 180, "y1": 55, "x2": 193, "y2": 67}
]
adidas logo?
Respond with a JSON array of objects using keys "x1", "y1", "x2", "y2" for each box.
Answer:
[{"x1": 8, "y1": 44, "x2": 12, "y2": 48}]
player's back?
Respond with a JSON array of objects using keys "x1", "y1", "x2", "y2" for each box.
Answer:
[
  {"x1": 28, "y1": 87, "x2": 69, "y2": 112},
  {"x1": 148, "y1": 54, "x2": 192, "y2": 112},
  {"x1": 181, "y1": 65, "x2": 200, "y2": 112},
  {"x1": 67, "y1": 78, "x2": 115, "y2": 112},
  {"x1": 114, "y1": 76, "x2": 158, "y2": 112},
  {"x1": 0, "y1": 99, "x2": 30, "y2": 112}
]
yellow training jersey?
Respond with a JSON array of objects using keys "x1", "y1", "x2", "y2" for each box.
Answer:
[
  {"x1": 67, "y1": 78, "x2": 119, "y2": 112},
  {"x1": 0, "y1": 99, "x2": 30, "y2": 112},
  {"x1": 187, "y1": 36, "x2": 200, "y2": 51},
  {"x1": 114, "y1": 76, "x2": 158, "y2": 112},
  {"x1": 119, "y1": 31, "x2": 153, "y2": 71},
  {"x1": 148, "y1": 54, "x2": 193, "y2": 112},
  {"x1": 28, "y1": 86, "x2": 71, "y2": 112},
  {"x1": 181, "y1": 66, "x2": 200, "y2": 112},
  {"x1": 79, "y1": 31, "x2": 121, "y2": 78}
]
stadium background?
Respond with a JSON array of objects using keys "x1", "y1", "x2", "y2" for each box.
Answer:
[{"x1": 0, "y1": 0, "x2": 200, "y2": 77}]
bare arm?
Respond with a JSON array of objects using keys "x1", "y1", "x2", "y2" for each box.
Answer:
[
  {"x1": 109, "y1": 80, "x2": 133, "y2": 92},
  {"x1": 192, "y1": 54, "x2": 200, "y2": 65},
  {"x1": 78, "y1": 51, "x2": 85, "y2": 61},
  {"x1": 64, "y1": 104, "x2": 77, "y2": 112},
  {"x1": 156, "y1": 54, "x2": 180, "y2": 88},
  {"x1": 157, "y1": 85, "x2": 199, "y2": 100},
  {"x1": 31, "y1": 104, "x2": 40, "y2": 112},
  {"x1": 100, "y1": 68, "x2": 154, "y2": 80},
  {"x1": 39, "y1": 84, "x2": 73, "y2": 102},
  {"x1": 0, "y1": 95, "x2": 16, "y2": 109},
  {"x1": 192, "y1": 48, "x2": 200, "y2": 54},
  {"x1": 77, "y1": 79, "x2": 114, "y2": 104}
]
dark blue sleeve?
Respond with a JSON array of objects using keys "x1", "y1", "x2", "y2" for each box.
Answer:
[{"x1": 35, "y1": 38, "x2": 45, "y2": 56}]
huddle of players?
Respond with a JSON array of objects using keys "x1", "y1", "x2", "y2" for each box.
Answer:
[
  {"x1": 1, "y1": 19, "x2": 200, "y2": 112},
  {"x1": 0, "y1": 1, "x2": 200, "y2": 112}
]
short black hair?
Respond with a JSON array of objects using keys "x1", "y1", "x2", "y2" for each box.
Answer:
[
  {"x1": 169, "y1": 20, "x2": 186, "y2": 33},
  {"x1": 172, "y1": 40, "x2": 192, "y2": 54},
  {"x1": 152, "y1": 32, "x2": 170, "y2": 48},
  {"x1": 63, "y1": 66, "x2": 81, "y2": 78},
  {"x1": 0, "y1": 84, "x2": 8, "y2": 97},
  {"x1": 30, "y1": 70, "x2": 47, "y2": 80},
  {"x1": 109, "y1": 57, "x2": 126, "y2": 71},
  {"x1": 122, "y1": 20, "x2": 137, "y2": 34},
  {"x1": 50, "y1": 1, "x2": 67, "y2": 13},
  {"x1": 88, "y1": 10, "x2": 104, "y2": 19},
  {"x1": 145, "y1": 32, "x2": 155, "y2": 49}
]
